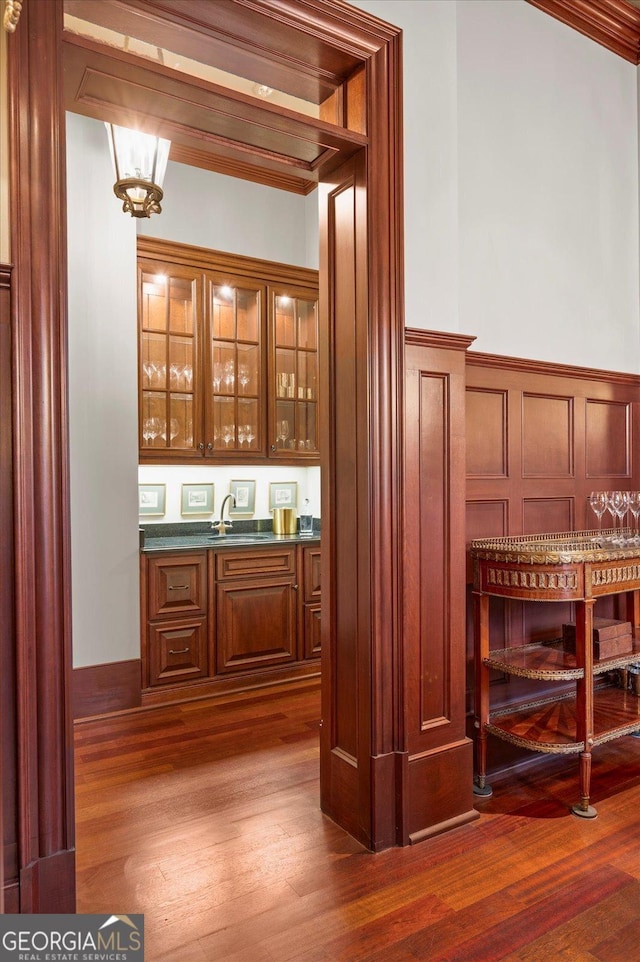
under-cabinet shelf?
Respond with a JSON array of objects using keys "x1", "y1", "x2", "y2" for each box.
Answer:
[
  {"x1": 486, "y1": 685, "x2": 640, "y2": 755},
  {"x1": 484, "y1": 636, "x2": 640, "y2": 681}
]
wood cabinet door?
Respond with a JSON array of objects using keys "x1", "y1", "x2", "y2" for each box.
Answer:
[
  {"x1": 147, "y1": 552, "x2": 207, "y2": 619},
  {"x1": 303, "y1": 602, "x2": 322, "y2": 659},
  {"x1": 302, "y1": 545, "x2": 321, "y2": 602},
  {"x1": 148, "y1": 618, "x2": 208, "y2": 686},
  {"x1": 205, "y1": 274, "x2": 266, "y2": 459},
  {"x1": 216, "y1": 578, "x2": 297, "y2": 673},
  {"x1": 268, "y1": 285, "x2": 319, "y2": 460},
  {"x1": 138, "y1": 261, "x2": 205, "y2": 462}
]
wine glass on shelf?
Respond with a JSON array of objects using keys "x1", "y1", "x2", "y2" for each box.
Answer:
[
  {"x1": 213, "y1": 363, "x2": 222, "y2": 392},
  {"x1": 238, "y1": 365, "x2": 249, "y2": 393},
  {"x1": 276, "y1": 419, "x2": 290, "y2": 449},
  {"x1": 245, "y1": 424, "x2": 255, "y2": 447},
  {"x1": 588, "y1": 491, "x2": 607, "y2": 534},
  {"x1": 222, "y1": 423, "x2": 235, "y2": 447},
  {"x1": 237, "y1": 425, "x2": 247, "y2": 446},
  {"x1": 160, "y1": 418, "x2": 179, "y2": 443}
]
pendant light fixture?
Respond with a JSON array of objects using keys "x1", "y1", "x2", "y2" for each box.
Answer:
[{"x1": 105, "y1": 123, "x2": 171, "y2": 218}]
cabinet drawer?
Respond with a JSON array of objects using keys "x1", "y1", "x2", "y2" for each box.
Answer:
[
  {"x1": 148, "y1": 552, "x2": 207, "y2": 619},
  {"x1": 302, "y1": 546, "x2": 321, "y2": 602},
  {"x1": 148, "y1": 618, "x2": 208, "y2": 686},
  {"x1": 216, "y1": 547, "x2": 295, "y2": 581}
]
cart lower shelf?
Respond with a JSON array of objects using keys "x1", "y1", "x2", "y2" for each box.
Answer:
[{"x1": 486, "y1": 684, "x2": 640, "y2": 754}]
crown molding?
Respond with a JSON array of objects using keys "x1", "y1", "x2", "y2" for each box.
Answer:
[{"x1": 526, "y1": 0, "x2": 640, "y2": 63}]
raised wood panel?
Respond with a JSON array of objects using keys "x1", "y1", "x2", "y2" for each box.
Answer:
[
  {"x1": 586, "y1": 399, "x2": 630, "y2": 478},
  {"x1": 147, "y1": 553, "x2": 207, "y2": 618},
  {"x1": 403, "y1": 331, "x2": 477, "y2": 843},
  {"x1": 417, "y1": 371, "x2": 449, "y2": 727},
  {"x1": 304, "y1": 603, "x2": 322, "y2": 659},
  {"x1": 149, "y1": 619, "x2": 208, "y2": 685},
  {"x1": 522, "y1": 497, "x2": 574, "y2": 534},
  {"x1": 522, "y1": 394, "x2": 573, "y2": 477},
  {"x1": 302, "y1": 546, "x2": 322, "y2": 603},
  {"x1": 466, "y1": 388, "x2": 507, "y2": 477},
  {"x1": 216, "y1": 580, "x2": 296, "y2": 672},
  {"x1": 72, "y1": 660, "x2": 142, "y2": 718}
]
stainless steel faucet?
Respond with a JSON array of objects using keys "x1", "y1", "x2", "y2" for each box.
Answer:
[{"x1": 211, "y1": 493, "x2": 236, "y2": 536}]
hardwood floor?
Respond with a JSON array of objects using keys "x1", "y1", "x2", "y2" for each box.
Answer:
[{"x1": 75, "y1": 680, "x2": 640, "y2": 961}]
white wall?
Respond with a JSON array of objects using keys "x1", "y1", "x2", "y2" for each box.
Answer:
[
  {"x1": 138, "y1": 464, "x2": 321, "y2": 524},
  {"x1": 353, "y1": 0, "x2": 640, "y2": 372},
  {"x1": 67, "y1": 112, "x2": 140, "y2": 668},
  {"x1": 139, "y1": 160, "x2": 319, "y2": 269}
]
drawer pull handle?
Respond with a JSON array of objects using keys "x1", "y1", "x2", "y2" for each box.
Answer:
[
  {"x1": 169, "y1": 647, "x2": 190, "y2": 655},
  {"x1": 168, "y1": 585, "x2": 189, "y2": 591}
]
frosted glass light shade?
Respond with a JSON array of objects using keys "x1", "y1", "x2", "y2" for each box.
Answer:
[{"x1": 105, "y1": 123, "x2": 171, "y2": 218}]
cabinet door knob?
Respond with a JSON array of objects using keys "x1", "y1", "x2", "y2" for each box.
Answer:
[
  {"x1": 169, "y1": 647, "x2": 190, "y2": 655},
  {"x1": 198, "y1": 442, "x2": 205, "y2": 451},
  {"x1": 207, "y1": 442, "x2": 213, "y2": 451},
  {"x1": 292, "y1": 584, "x2": 299, "y2": 591},
  {"x1": 271, "y1": 443, "x2": 277, "y2": 452}
]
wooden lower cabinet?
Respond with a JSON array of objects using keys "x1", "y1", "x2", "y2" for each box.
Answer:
[
  {"x1": 216, "y1": 578, "x2": 297, "y2": 672},
  {"x1": 142, "y1": 541, "x2": 321, "y2": 703}
]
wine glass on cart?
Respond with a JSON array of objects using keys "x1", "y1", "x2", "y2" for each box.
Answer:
[{"x1": 588, "y1": 491, "x2": 607, "y2": 535}]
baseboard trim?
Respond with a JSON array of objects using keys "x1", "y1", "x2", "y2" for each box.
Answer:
[{"x1": 72, "y1": 659, "x2": 142, "y2": 719}]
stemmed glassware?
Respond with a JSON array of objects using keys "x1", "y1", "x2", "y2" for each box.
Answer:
[
  {"x1": 628, "y1": 492, "x2": 640, "y2": 543},
  {"x1": 142, "y1": 417, "x2": 161, "y2": 445},
  {"x1": 238, "y1": 365, "x2": 249, "y2": 393},
  {"x1": 276, "y1": 420, "x2": 290, "y2": 449},
  {"x1": 610, "y1": 490, "x2": 629, "y2": 543},
  {"x1": 589, "y1": 491, "x2": 608, "y2": 533},
  {"x1": 222, "y1": 423, "x2": 235, "y2": 447},
  {"x1": 160, "y1": 418, "x2": 179, "y2": 443}
]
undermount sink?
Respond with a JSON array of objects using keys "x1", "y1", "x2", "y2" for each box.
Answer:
[{"x1": 207, "y1": 533, "x2": 273, "y2": 544}]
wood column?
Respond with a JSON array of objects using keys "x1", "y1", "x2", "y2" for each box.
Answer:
[
  {"x1": 0, "y1": 265, "x2": 12, "y2": 911},
  {"x1": 8, "y1": 0, "x2": 76, "y2": 910}
]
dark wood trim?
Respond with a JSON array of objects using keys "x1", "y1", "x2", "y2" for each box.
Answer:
[
  {"x1": 405, "y1": 327, "x2": 476, "y2": 352},
  {"x1": 72, "y1": 660, "x2": 142, "y2": 719},
  {"x1": 169, "y1": 143, "x2": 317, "y2": 194},
  {"x1": 526, "y1": 0, "x2": 640, "y2": 63},
  {"x1": 141, "y1": 660, "x2": 320, "y2": 708},
  {"x1": 8, "y1": 0, "x2": 76, "y2": 911},
  {"x1": 137, "y1": 236, "x2": 319, "y2": 289},
  {"x1": 0, "y1": 264, "x2": 13, "y2": 912},
  {"x1": 468, "y1": 348, "x2": 640, "y2": 386}
]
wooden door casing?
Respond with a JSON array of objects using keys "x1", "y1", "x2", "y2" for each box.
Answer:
[{"x1": 7, "y1": 0, "x2": 404, "y2": 911}]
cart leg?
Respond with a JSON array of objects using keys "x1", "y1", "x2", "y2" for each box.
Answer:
[
  {"x1": 571, "y1": 750, "x2": 597, "y2": 819},
  {"x1": 473, "y1": 590, "x2": 493, "y2": 798}
]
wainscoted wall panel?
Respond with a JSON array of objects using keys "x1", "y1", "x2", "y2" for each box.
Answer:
[
  {"x1": 522, "y1": 496, "x2": 573, "y2": 534},
  {"x1": 466, "y1": 353, "x2": 640, "y2": 727},
  {"x1": 465, "y1": 388, "x2": 508, "y2": 477},
  {"x1": 403, "y1": 330, "x2": 478, "y2": 843},
  {"x1": 585, "y1": 399, "x2": 630, "y2": 478},
  {"x1": 521, "y1": 394, "x2": 573, "y2": 477}
]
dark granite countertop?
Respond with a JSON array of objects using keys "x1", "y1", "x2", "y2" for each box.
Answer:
[{"x1": 140, "y1": 520, "x2": 320, "y2": 553}]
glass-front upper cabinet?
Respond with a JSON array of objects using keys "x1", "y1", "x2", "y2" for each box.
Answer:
[
  {"x1": 206, "y1": 277, "x2": 265, "y2": 458},
  {"x1": 269, "y1": 287, "x2": 319, "y2": 459},
  {"x1": 137, "y1": 238, "x2": 319, "y2": 464},
  {"x1": 139, "y1": 264, "x2": 203, "y2": 460}
]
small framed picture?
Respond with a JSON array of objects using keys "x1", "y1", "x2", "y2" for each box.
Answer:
[
  {"x1": 181, "y1": 483, "x2": 215, "y2": 516},
  {"x1": 229, "y1": 480, "x2": 256, "y2": 516},
  {"x1": 269, "y1": 481, "x2": 297, "y2": 510},
  {"x1": 138, "y1": 483, "x2": 166, "y2": 516}
]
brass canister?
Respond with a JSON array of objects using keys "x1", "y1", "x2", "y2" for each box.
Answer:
[{"x1": 272, "y1": 507, "x2": 297, "y2": 535}]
